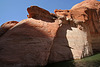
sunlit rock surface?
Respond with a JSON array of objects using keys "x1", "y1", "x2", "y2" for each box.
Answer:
[
  {"x1": 0, "y1": 0, "x2": 100, "y2": 66},
  {"x1": 71, "y1": 0, "x2": 100, "y2": 53},
  {"x1": 0, "y1": 21, "x2": 18, "y2": 37}
]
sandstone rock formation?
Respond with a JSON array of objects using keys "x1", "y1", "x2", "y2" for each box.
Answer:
[
  {"x1": 0, "y1": 18, "x2": 62, "y2": 66},
  {"x1": 71, "y1": 0, "x2": 100, "y2": 53},
  {"x1": 49, "y1": 7, "x2": 93, "y2": 63},
  {"x1": 27, "y1": 6, "x2": 57, "y2": 22},
  {"x1": 0, "y1": 21, "x2": 18, "y2": 37},
  {"x1": 0, "y1": 0, "x2": 100, "y2": 66}
]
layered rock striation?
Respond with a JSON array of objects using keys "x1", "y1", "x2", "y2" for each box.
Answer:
[{"x1": 0, "y1": 0, "x2": 100, "y2": 66}]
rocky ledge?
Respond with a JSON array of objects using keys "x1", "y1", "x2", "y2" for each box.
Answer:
[{"x1": 0, "y1": 0, "x2": 100, "y2": 66}]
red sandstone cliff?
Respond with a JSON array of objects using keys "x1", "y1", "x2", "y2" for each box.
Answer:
[
  {"x1": 71, "y1": 0, "x2": 100, "y2": 53},
  {"x1": 0, "y1": 0, "x2": 100, "y2": 66}
]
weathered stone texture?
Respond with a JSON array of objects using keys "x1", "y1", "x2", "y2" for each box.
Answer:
[
  {"x1": 71, "y1": 0, "x2": 100, "y2": 53},
  {"x1": 0, "y1": 18, "x2": 60, "y2": 66},
  {"x1": 27, "y1": 6, "x2": 56, "y2": 22},
  {"x1": 0, "y1": 21, "x2": 18, "y2": 37},
  {"x1": 0, "y1": 0, "x2": 100, "y2": 66}
]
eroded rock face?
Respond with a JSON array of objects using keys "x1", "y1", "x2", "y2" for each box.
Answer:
[
  {"x1": 71, "y1": 0, "x2": 100, "y2": 53},
  {"x1": 71, "y1": 0, "x2": 100, "y2": 9},
  {"x1": 54, "y1": 7, "x2": 88, "y2": 23},
  {"x1": 27, "y1": 6, "x2": 57, "y2": 22},
  {"x1": 54, "y1": 0, "x2": 100, "y2": 53},
  {"x1": 49, "y1": 9, "x2": 93, "y2": 63},
  {"x1": 0, "y1": 0, "x2": 100, "y2": 66},
  {"x1": 0, "y1": 18, "x2": 61, "y2": 66},
  {"x1": 0, "y1": 21, "x2": 18, "y2": 37}
]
